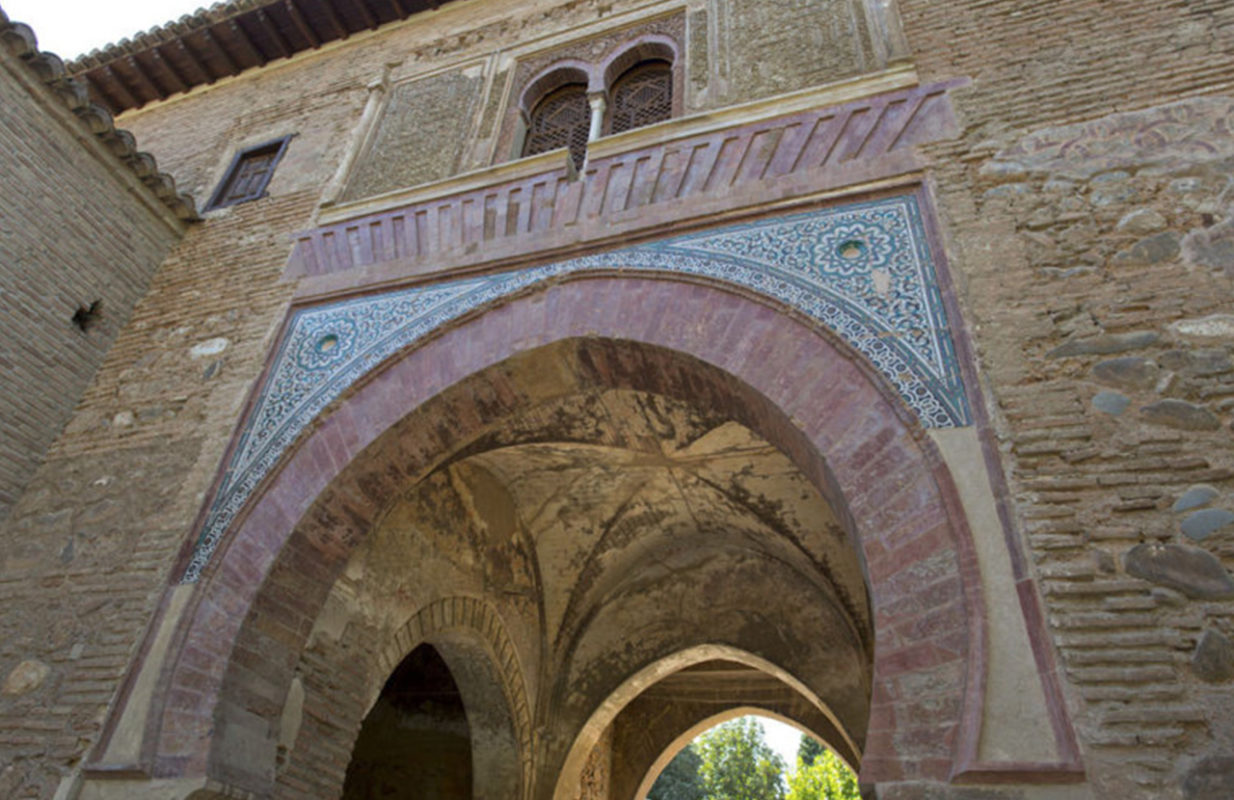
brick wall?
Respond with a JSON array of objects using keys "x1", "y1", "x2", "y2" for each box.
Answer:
[
  {"x1": 907, "y1": 0, "x2": 1234, "y2": 794},
  {"x1": 341, "y1": 68, "x2": 485, "y2": 200},
  {"x1": 2, "y1": 0, "x2": 1234, "y2": 797},
  {"x1": 0, "y1": 48, "x2": 181, "y2": 523},
  {"x1": 0, "y1": 188, "x2": 313, "y2": 795}
]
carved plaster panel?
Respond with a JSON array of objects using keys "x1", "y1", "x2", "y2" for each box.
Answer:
[{"x1": 183, "y1": 192, "x2": 970, "y2": 581}]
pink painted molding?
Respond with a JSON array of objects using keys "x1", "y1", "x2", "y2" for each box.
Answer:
[{"x1": 285, "y1": 79, "x2": 963, "y2": 283}]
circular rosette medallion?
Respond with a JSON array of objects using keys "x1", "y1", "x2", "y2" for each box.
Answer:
[
  {"x1": 294, "y1": 317, "x2": 358, "y2": 371},
  {"x1": 815, "y1": 222, "x2": 895, "y2": 277}
]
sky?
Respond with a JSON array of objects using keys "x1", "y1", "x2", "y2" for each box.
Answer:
[
  {"x1": 758, "y1": 714, "x2": 809, "y2": 773},
  {"x1": 4, "y1": 0, "x2": 212, "y2": 60}
]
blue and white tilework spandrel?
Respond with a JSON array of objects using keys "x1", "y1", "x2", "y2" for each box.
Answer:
[{"x1": 182, "y1": 193, "x2": 971, "y2": 582}]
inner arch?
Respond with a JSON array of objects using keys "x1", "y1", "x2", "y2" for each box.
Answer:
[
  {"x1": 343, "y1": 643, "x2": 472, "y2": 799},
  {"x1": 173, "y1": 323, "x2": 978, "y2": 795},
  {"x1": 636, "y1": 707, "x2": 856, "y2": 800},
  {"x1": 285, "y1": 387, "x2": 875, "y2": 799}
]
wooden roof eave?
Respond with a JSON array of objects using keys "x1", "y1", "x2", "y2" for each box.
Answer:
[{"x1": 66, "y1": 0, "x2": 454, "y2": 115}]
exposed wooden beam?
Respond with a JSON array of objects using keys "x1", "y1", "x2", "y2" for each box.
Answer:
[
  {"x1": 200, "y1": 26, "x2": 241, "y2": 75},
  {"x1": 127, "y1": 55, "x2": 169, "y2": 102},
  {"x1": 151, "y1": 46, "x2": 190, "y2": 94},
  {"x1": 256, "y1": 8, "x2": 292, "y2": 58},
  {"x1": 351, "y1": 0, "x2": 378, "y2": 31},
  {"x1": 176, "y1": 38, "x2": 215, "y2": 84},
  {"x1": 100, "y1": 63, "x2": 140, "y2": 108},
  {"x1": 283, "y1": 0, "x2": 321, "y2": 48},
  {"x1": 228, "y1": 19, "x2": 267, "y2": 67},
  {"x1": 65, "y1": 0, "x2": 462, "y2": 109},
  {"x1": 318, "y1": 0, "x2": 349, "y2": 40}
]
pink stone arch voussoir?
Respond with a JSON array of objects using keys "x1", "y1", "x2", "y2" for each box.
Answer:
[{"x1": 144, "y1": 275, "x2": 987, "y2": 791}]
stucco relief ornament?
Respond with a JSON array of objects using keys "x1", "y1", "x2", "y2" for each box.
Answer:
[
  {"x1": 816, "y1": 222, "x2": 895, "y2": 277},
  {"x1": 181, "y1": 194, "x2": 972, "y2": 582},
  {"x1": 295, "y1": 317, "x2": 357, "y2": 371}
]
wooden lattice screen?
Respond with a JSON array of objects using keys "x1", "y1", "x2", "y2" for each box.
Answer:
[
  {"x1": 609, "y1": 61, "x2": 672, "y2": 135},
  {"x1": 522, "y1": 83, "x2": 591, "y2": 170}
]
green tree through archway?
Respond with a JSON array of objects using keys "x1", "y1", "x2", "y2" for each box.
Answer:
[
  {"x1": 646, "y1": 717, "x2": 859, "y2": 800},
  {"x1": 785, "y1": 746, "x2": 859, "y2": 800},
  {"x1": 647, "y1": 742, "x2": 705, "y2": 800},
  {"x1": 695, "y1": 717, "x2": 786, "y2": 800}
]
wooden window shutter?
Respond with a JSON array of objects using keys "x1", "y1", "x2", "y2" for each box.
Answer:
[{"x1": 205, "y1": 135, "x2": 292, "y2": 211}]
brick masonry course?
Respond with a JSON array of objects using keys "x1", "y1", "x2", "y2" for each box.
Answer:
[
  {"x1": 1, "y1": 0, "x2": 1234, "y2": 797},
  {"x1": 910, "y1": 0, "x2": 1234, "y2": 789},
  {"x1": 0, "y1": 46, "x2": 182, "y2": 524}
]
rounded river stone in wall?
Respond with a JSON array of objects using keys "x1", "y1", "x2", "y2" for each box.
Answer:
[
  {"x1": 1181, "y1": 508, "x2": 1234, "y2": 541},
  {"x1": 1, "y1": 660, "x2": 50, "y2": 696},
  {"x1": 1184, "y1": 755, "x2": 1234, "y2": 800},
  {"x1": 1093, "y1": 391, "x2": 1130, "y2": 415},
  {"x1": 1184, "y1": 224, "x2": 1234, "y2": 273},
  {"x1": 189, "y1": 337, "x2": 230, "y2": 359},
  {"x1": 1192, "y1": 629, "x2": 1234, "y2": 683},
  {"x1": 1166, "y1": 348, "x2": 1234, "y2": 376},
  {"x1": 1049, "y1": 330, "x2": 1160, "y2": 358},
  {"x1": 1171, "y1": 314, "x2": 1234, "y2": 339},
  {"x1": 1140, "y1": 399, "x2": 1221, "y2": 430},
  {"x1": 1092, "y1": 356, "x2": 1159, "y2": 389},
  {"x1": 1116, "y1": 208, "x2": 1167, "y2": 234},
  {"x1": 1174, "y1": 485, "x2": 1220, "y2": 513},
  {"x1": 1113, "y1": 231, "x2": 1180, "y2": 266},
  {"x1": 1123, "y1": 542, "x2": 1234, "y2": 599}
]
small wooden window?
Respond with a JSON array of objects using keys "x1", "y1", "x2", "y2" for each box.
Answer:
[
  {"x1": 609, "y1": 61, "x2": 672, "y2": 135},
  {"x1": 205, "y1": 135, "x2": 292, "y2": 210},
  {"x1": 522, "y1": 84, "x2": 590, "y2": 170}
]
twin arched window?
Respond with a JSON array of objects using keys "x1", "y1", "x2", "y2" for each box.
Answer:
[{"x1": 522, "y1": 59, "x2": 673, "y2": 169}]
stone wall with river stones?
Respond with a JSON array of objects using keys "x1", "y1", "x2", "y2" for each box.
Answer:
[{"x1": 935, "y1": 95, "x2": 1234, "y2": 798}]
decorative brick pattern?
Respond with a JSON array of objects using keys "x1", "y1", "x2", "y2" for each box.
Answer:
[
  {"x1": 685, "y1": 8, "x2": 708, "y2": 107},
  {"x1": 342, "y1": 68, "x2": 485, "y2": 201},
  {"x1": 720, "y1": 0, "x2": 873, "y2": 104}
]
